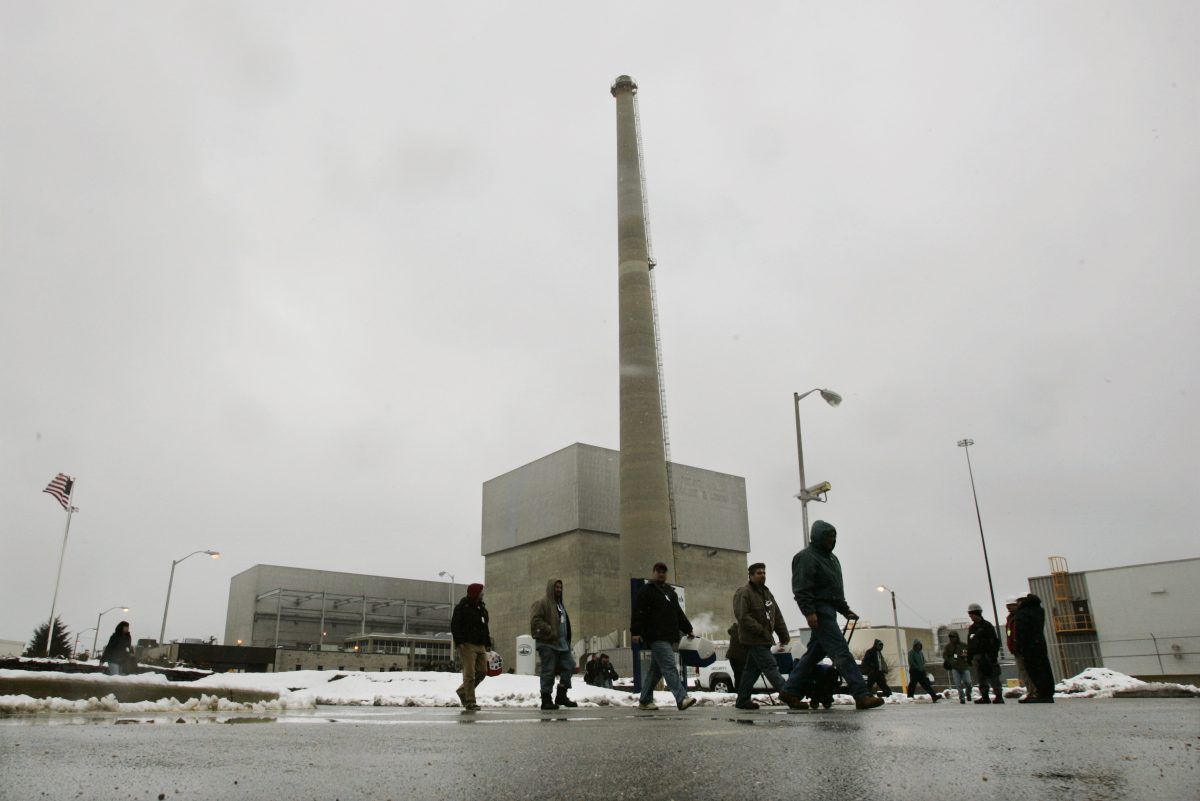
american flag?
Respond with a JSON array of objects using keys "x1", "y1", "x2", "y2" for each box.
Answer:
[{"x1": 43, "y1": 473, "x2": 74, "y2": 510}]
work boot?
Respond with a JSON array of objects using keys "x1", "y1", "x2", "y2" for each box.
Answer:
[
  {"x1": 540, "y1": 693, "x2": 559, "y2": 710},
  {"x1": 637, "y1": 701, "x2": 658, "y2": 710},
  {"x1": 678, "y1": 697, "x2": 697, "y2": 711},
  {"x1": 555, "y1": 687, "x2": 578, "y2": 708},
  {"x1": 734, "y1": 700, "x2": 760, "y2": 710},
  {"x1": 974, "y1": 696, "x2": 991, "y2": 704},
  {"x1": 993, "y1": 694, "x2": 1005, "y2": 704},
  {"x1": 778, "y1": 691, "x2": 809, "y2": 710},
  {"x1": 855, "y1": 694, "x2": 884, "y2": 711},
  {"x1": 455, "y1": 687, "x2": 467, "y2": 707}
]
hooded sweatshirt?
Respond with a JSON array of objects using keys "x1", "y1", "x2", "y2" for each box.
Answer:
[
  {"x1": 791, "y1": 520, "x2": 851, "y2": 617},
  {"x1": 908, "y1": 640, "x2": 927, "y2": 673},
  {"x1": 529, "y1": 578, "x2": 571, "y2": 650}
]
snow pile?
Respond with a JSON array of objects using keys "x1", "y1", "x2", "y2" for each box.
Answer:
[
  {"x1": 1056, "y1": 667, "x2": 1200, "y2": 698},
  {"x1": 0, "y1": 692, "x2": 314, "y2": 715},
  {"x1": 0, "y1": 667, "x2": 173, "y2": 685},
  {"x1": 192, "y1": 670, "x2": 642, "y2": 708}
]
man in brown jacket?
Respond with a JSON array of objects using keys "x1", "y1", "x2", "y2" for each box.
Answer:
[
  {"x1": 733, "y1": 563, "x2": 806, "y2": 710},
  {"x1": 530, "y1": 578, "x2": 576, "y2": 710}
]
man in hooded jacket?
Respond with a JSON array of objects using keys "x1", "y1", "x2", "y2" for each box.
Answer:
[
  {"x1": 450, "y1": 582, "x2": 491, "y2": 711},
  {"x1": 1013, "y1": 594, "x2": 1055, "y2": 703},
  {"x1": 906, "y1": 640, "x2": 938, "y2": 701},
  {"x1": 860, "y1": 639, "x2": 894, "y2": 697},
  {"x1": 781, "y1": 520, "x2": 884, "y2": 710},
  {"x1": 530, "y1": 578, "x2": 576, "y2": 710}
]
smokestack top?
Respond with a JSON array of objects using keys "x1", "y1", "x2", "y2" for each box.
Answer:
[{"x1": 611, "y1": 75, "x2": 638, "y2": 97}]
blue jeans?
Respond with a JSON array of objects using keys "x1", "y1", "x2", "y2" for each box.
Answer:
[
  {"x1": 640, "y1": 640, "x2": 687, "y2": 706},
  {"x1": 736, "y1": 644, "x2": 786, "y2": 704},
  {"x1": 536, "y1": 645, "x2": 574, "y2": 695},
  {"x1": 783, "y1": 603, "x2": 868, "y2": 699},
  {"x1": 951, "y1": 667, "x2": 972, "y2": 701}
]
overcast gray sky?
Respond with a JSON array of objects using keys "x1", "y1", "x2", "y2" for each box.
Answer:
[{"x1": 3, "y1": 2, "x2": 1196, "y2": 647}]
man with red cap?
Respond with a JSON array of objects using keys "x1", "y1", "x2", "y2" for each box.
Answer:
[{"x1": 451, "y1": 582, "x2": 492, "y2": 711}]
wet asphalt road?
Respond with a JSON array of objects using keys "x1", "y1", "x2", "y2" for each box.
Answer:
[{"x1": 1, "y1": 700, "x2": 1196, "y2": 801}]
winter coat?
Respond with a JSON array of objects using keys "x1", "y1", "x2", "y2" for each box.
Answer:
[
  {"x1": 1012, "y1": 594, "x2": 1048, "y2": 650},
  {"x1": 791, "y1": 521, "x2": 851, "y2": 617},
  {"x1": 529, "y1": 578, "x2": 572, "y2": 647},
  {"x1": 861, "y1": 640, "x2": 889, "y2": 674},
  {"x1": 631, "y1": 579, "x2": 693, "y2": 645},
  {"x1": 726, "y1": 623, "x2": 746, "y2": 662},
  {"x1": 908, "y1": 641, "x2": 927, "y2": 673},
  {"x1": 943, "y1": 636, "x2": 970, "y2": 670},
  {"x1": 732, "y1": 582, "x2": 790, "y2": 647},
  {"x1": 967, "y1": 617, "x2": 1001, "y2": 661},
  {"x1": 451, "y1": 597, "x2": 492, "y2": 649},
  {"x1": 1005, "y1": 610, "x2": 1018, "y2": 655},
  {"x1": 101, "y1": 629, "x2": 131, "y2": 666}
]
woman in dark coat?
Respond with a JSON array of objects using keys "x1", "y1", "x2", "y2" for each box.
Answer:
[
  {"x1": 100, "y1": 621, "x2": 133, "y2": 676},
  {"x1": 1013, "y1": 595, "x2": 1055, "y2": 703}
]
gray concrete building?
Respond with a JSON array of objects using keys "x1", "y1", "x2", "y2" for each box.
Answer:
[
  {"x1": 224, "y1": 564, "x2": 469, "y2": 669},
  {"x1": 1027, "y1": 556, "x2": 1199, "y2": 684},
  {"x1": 483, "y1": 443, "x2": 750, "y2": 669}
]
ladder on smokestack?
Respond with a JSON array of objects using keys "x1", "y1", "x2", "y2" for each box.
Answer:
[{"x1": 633, "y1": 93, "x2": 678, "y2": 543}]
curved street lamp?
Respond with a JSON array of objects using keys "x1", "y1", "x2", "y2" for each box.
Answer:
[
  {"x1": 92, "y1": 605, "x2": 130, "y2": 657},
  {"x1": 794, "y1": 388, "x2": 842, "y2": 546},
  {"x1": 876, "y1": 585, "x2": 908, "y2": 688},
  {"x1": 159, "y1": 550, "x2": 220, "y2": 645},
  {"x1": 438, "y1": 571, "x2": 456, "y2": 608}
]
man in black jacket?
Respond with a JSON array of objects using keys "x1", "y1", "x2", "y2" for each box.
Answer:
[
  {"x1": 450, "y1": 583, "x2": 491, "y2": 711},
  {"x1": 860, "y1": 639, "x2": 894, "y2": 697},
  {"x1": 967, "y1": 602, "x2": 1005, "y2": 704},
  {"x1": 1014, "y1": 594, "x2": 1055, "y2": 703},
  {"x1": 631, "y1": 561, "x2": 696, "y2": 711}
]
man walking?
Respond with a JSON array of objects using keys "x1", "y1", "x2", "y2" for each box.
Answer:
[
  {"x1": 781, "y1": 520, "x2": 884, "y2": 711},
  {"x1": 451, "y1": 583, "x2": 492, "y2": 711},
  {"x1": 732, "y1": 563, "x2": 806, "y2": 710},
  {"x1": 530, "y1": 578, "x2": 577, "y2": 710},
  {"x1": 942, "y1": 631, "x2": 972, "y2": 703},
  {"x1": 631, "y1": 561, "x2": 697, "y2": 711},
  {"x1": 906, "y1": 640, "x2": 938, "y2": 702},
  {"x1": 967, "y1": 602, "x2": 1005, "y2": 704},
  {"x1": 860, "y1": 639, "x2": 894, "y2": 697}
]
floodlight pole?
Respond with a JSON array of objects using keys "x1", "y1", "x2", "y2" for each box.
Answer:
[{"x1": 958, "y1": 439, "x2": 1001, "y2": 634}]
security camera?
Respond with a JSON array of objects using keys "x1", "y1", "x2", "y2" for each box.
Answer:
[{"x1": 796, "y1": 481, "x2": 832, "y2": 503}]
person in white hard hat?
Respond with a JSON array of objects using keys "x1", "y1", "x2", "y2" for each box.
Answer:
[
  {"x1": 1005, "y1": 595, "x2": 1035, "y2": 700},
  {"x1": 967, "y1": 603, "x2": 1004, "y2": 704}
]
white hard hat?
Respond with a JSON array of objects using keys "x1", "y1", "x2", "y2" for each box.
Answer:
[{"x1": 967, "y1": 603, "x2": 983, "y2": 613}]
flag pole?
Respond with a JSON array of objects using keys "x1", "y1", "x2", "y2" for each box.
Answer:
[{"x1": 44, "y1": 489, "x2": 77, "y2": 658}]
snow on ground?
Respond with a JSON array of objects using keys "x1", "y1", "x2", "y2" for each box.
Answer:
[
  {"x1": 4, "y1": 667, "x2": 1196, "y2": 714},
  {"x1": 1054, "y1": 667, "x2": 1200, "y2": 698}
]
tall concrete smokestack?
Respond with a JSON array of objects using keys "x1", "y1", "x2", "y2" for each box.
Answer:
[{"x1": 611, "y1": 75, "x2": 674, "y2": 601}]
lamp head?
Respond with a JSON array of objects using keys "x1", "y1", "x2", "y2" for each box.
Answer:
[
  {"x1": 121, "y1": 607, "x2": 129, "y2": 612},
  {"x1": 819, "y1": 389, "x2": 842, "y2": 406},
  {"x1": 876, "y1": 585, "x2": 887, "y2": 593},
  {"x1": 205, "y1": 550, "x2": 220, "y2": 559},
  {"x1": 957, "y1": 438, "x2": 974, "y2": 448}
]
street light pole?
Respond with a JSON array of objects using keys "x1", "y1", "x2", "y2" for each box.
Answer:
[
  {"x1": 73, "y1": 628, "x2": 95, "y2": 660},
  {"x1": 438, "y1": 571, "x2": 456, "y2": 609},
  {"x1": 957, "y1": 438, "x2": 1001, "y2": 635},
  {"x1": 93, "y1": 606, "x2": 129, "y2": 657},
  {"x1": 159, "y1": 550, "x2": 220, "y2": 645},
  {"x1": 877, "y1": 585, "x2": 907, "y2": 688},
  {"x1": 793, "y1": 388, "x2": 842, "y2": 547}
]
